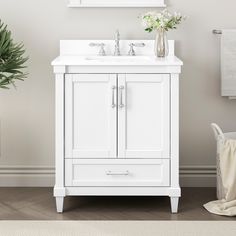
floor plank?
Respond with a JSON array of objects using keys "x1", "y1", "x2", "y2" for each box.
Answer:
[{"x1": 0, "y1": 187, "x2": 235, "y2": 220}]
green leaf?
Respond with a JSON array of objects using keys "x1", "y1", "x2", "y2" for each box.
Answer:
[{"x1": 0, "y1": 19, "x2": 28, "y2": 89}]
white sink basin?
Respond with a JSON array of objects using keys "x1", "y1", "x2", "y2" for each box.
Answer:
[{"x1": 85, "y1": 56, "x2": 152, "y2": 63}]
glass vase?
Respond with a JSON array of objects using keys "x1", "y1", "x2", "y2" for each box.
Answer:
[{"x1": 154, "y1": 28, "x2": 169, "y2": 57}]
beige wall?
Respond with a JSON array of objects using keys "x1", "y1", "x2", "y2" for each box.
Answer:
[{"x1": 0, "y1": 0, "x2": 236, "y2": 185}]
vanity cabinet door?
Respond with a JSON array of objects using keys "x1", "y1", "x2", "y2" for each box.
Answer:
[
  {"x1": 118, "y1": 74, "x2": 170, "y2": 159},
  {"x1": 65, "y1": 74, "x2": 117, "y2": 159}
]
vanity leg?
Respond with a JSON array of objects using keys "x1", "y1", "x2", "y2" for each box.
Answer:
[
  {"x1": 56, "y1": 197, "x2": 64, "y2": 213},
  {"x1": 170, "y1": 197, "x2": 179, "y2": 213}
]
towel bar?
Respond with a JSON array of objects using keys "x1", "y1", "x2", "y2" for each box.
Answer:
[{"x1": 213, "y1": 29, "x2": 222, "y2": 34}]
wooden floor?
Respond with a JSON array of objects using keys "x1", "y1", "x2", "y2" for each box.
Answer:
[{"x1": 0, "y1": 187, "x2": 235, "y2": 220}]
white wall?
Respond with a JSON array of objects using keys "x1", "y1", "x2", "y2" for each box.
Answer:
[{"x1": 0, "y1": 0, "x2": 236, "y2": 186}]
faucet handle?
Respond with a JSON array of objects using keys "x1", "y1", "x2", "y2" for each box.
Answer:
[
  {"x1": 128, "y1": 43, "x2": 145, "y2": 56},
  {"x1": 89, "y1": 42, "x2": 106, "y2": 56}
]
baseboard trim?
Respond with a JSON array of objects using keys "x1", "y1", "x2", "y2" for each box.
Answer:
[
  {"x1": 180, "y1": 165, "x2": 216, "y2": 187},
  {"x1": 0, "y1": 165, "x2": 217, "y2": 187},
  {"x1": 0, "y1": 166, "x2": 55, "y2": 187}
]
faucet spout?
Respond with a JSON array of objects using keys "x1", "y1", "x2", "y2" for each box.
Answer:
[{"x1": 114, "y1": 30, "x2": 121, "y2": 56}]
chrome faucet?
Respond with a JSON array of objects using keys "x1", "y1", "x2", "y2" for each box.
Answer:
[{"x1": 114, "y1": 30, "x2": 121, "y2": 56}]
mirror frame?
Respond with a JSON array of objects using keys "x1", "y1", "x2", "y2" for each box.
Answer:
[{"x1": 68, "y1": 0, "x2": 166, "y2": 7}]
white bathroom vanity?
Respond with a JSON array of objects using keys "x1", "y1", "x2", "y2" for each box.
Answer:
[{"x1": 52, "y1": 40, "x2": 183, "y2": 213}]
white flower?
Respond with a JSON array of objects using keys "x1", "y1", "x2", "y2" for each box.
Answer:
[{"x1": 142, "y1": 9, "x2": 186, "y2": 32}]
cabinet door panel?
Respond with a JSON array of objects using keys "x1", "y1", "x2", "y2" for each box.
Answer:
[
  {"x1": 65, "y1": 74, "x2": 117, "y2": 158},
  {"x1": 118, "y1": 74, "x2": 170, "y2": 159}
]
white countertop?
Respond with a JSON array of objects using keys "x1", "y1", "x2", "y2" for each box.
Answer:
[{"x1": 51, "y1": 55, "x2": 183, "y2": 66}]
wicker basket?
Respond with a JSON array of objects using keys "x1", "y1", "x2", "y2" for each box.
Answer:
[{"x1": 211, "y1": 123, "x2": 236, "y2": 200}]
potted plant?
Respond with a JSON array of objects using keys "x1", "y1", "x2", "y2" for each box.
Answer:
[
  {"x1": 142, "y1": 9, "x2": 186, "y2": 57},
  {"x1": 0, "y1": 20, "x2": 28, "y2": 89}
]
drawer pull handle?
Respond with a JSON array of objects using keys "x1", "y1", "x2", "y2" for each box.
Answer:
[
  {"x1": 106, "y1": 170, "x2": 129, "y2": 176},
  {"x1": 111, "y1": 86, "x2": 116, "y2": 108},
  {"x1": 119, "y1": 86, "x2": 124, "y2": 108}
]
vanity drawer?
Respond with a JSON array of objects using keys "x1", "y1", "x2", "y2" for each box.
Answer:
[{"x1": 65, "y1": 159, "x2": 170, "y2": 187}]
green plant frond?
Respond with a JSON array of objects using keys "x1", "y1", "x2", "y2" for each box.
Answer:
[{"x1": 0, "y1": 20, "x2": 28, "y2": 89}]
